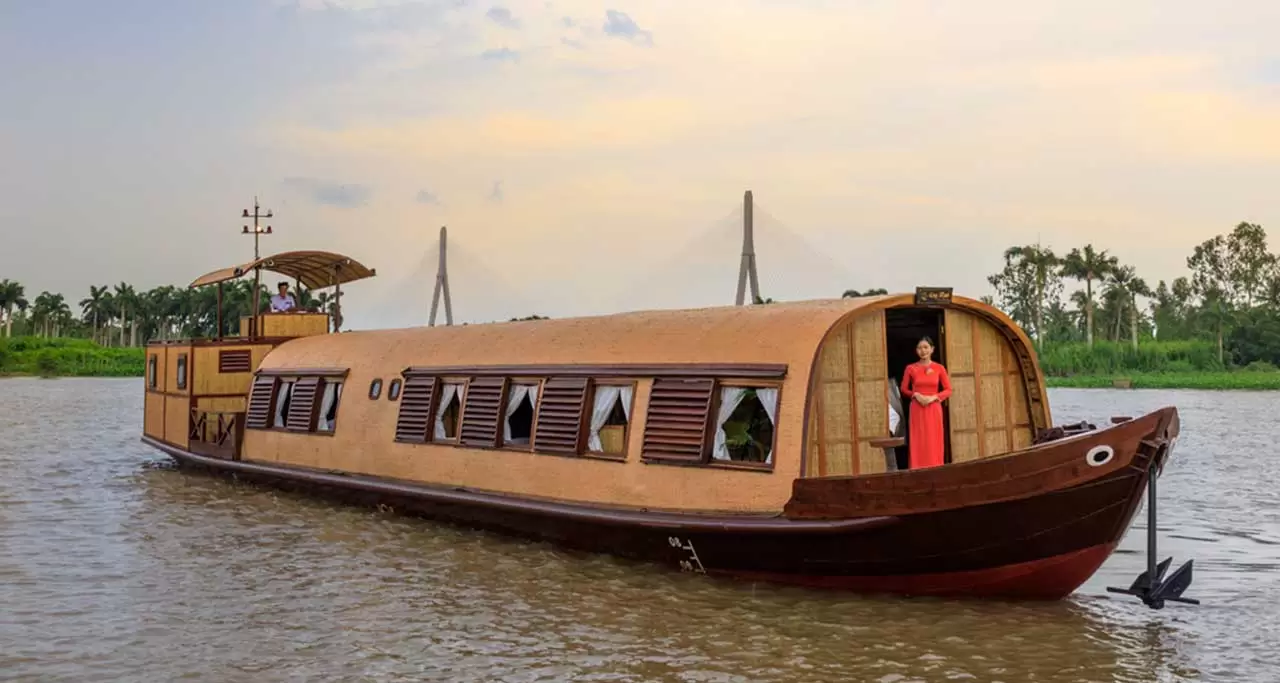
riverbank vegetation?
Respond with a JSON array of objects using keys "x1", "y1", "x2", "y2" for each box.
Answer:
[{"x1": 0, "y1": 337, "x2": 144, "y2": 377}]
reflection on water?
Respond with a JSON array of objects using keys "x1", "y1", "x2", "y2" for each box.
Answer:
[{"x1": 1, "y1": 379, "x2": 1277, "y2": 681}]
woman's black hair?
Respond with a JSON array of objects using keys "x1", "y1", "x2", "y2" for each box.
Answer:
[{"x1": 918, "y1": 335, "x2": 934, "y2": 346}]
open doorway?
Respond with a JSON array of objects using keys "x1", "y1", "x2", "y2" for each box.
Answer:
[{"x1": 884, "y1": 307, "x2": 949, "y2": 469}]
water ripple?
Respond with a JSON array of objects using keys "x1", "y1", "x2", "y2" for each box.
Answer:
[{"x1": 0, "y1": 379, "x2": 1276, "y2": 681}]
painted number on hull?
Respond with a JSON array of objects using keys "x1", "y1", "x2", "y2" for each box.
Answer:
[{"x1": 668, "y1": 536, "x2": 706, "y2": 574}]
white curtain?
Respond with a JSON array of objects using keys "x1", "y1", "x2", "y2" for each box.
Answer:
[
  {"x1": 619, "y1": 385, "x2": 633, "y2": 421},
  {"x1": 887, "y1": 378, "x2": 904, "y2": 436},
  {"x1": 503, "y1": 384, "x2": 532, "y2": 442},
  {"x1": 434, "y1": 384, "x2": 459, "y2": 440},
  {"x1": 587, "y1": 386, "x2": 623, "y2": 452},
  {"x1": 273, "y1": 381, "x2": 294, "y2": 427},
  {"x1": 711, "y1": 387, "x2": 748, "y2": 461},
  {"x1": 317, "y1": 381, "x2": 339, "y2": 431}
]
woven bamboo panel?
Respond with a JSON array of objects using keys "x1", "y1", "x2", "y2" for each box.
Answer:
[
  {"x1": 853, "y1": 312, "x2": 884, "y2": 379},
  {"x1": 821, "y1": 325, "x2": 851, "y2": 379},
  {"x1": 824, "y1": 441, "x2": 854, "y2": 476},
  {"x1": 945, "y1": 309, "x2": 974, "y2": 374},
  {"x1": 856, "y1": 378, "x2": 888, "y2": 439},
  {"x1": 977, "y1": 322, "x2": 1005, "y2": 375},
  {"x1": 980, "y1": 375, "x2": 1008, "y2": 431},
  {"x1": 806, "y1": 406, "x2": 821, "y2": 477},
  {"x1": 820, "y1": 380, "x2": 852, "y2": 443},
  {"x1": 1012, "y1": 426, "x2": 1034, "y2": 450},
  {"x1": 951, "y1": 431, "x2": 981, "y2": 464},
  {"x1": 947, "y1": 375, "x2": 978, "y2": 433},
  {"x1": 857, "y1": 441, "x2": 886, "y2": 475},
  {"x1": 984, "y1": 430, "x2": 1012, "y2": 457}
]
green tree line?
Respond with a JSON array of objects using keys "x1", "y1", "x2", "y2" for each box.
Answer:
[
  {"x1": 983, "y1": 221, "x2": 1280, "y2": 372},
  {"x1": 5, "y1": 221, "x2": 1280, "y2": 379},
  {"x1": 0, "y1": 279, "x2": 338, "y2": 345}
]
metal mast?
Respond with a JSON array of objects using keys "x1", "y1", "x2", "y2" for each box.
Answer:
[
  {"x1": 240, "y1": 196, "x2": 274, "y2": 337},
  {"x1": 428, "y1": 225, "x2": 454, "y2": 326},
  {"x1": 734, "y1": 190, "x2": 761, "y2": 305}
]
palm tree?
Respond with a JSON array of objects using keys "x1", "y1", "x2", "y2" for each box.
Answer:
[
  {"x1": 1104, "y1": 265, "x2": 1152, "y2": 349},
  {"x1": 113, "y1": 282, "x2": 137, "y2": 347},
  {"x1": 1060, "y1": 245, "x2": 1117, "y2": 347},
  {"x1": 80, "y1": 285, "x2": 110, "y2": 344},
  {"x1": 1003, "y1": 244, "x2": 1060, "y2": 343},
  {"x1": 0, "y1": 279, "x2": 28, "y2": 338}
]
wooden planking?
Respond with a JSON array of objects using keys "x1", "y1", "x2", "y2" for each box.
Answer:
[
  {"x1": 144, "y1": 391, "x2": 165, "y2": 439},
  {"x1": 245, "y1": 376, "x2": 276, "y2": 429},
  {"x1": 641, "y1": 378, "x2": 714, "y2": 462},
  {"x1": 164, "y1": 394, "x2": 190, "y2": 449},
  {"x1": 219, "y1": 349, "x2": 252, "y2": 373},
  {"x1": 285, "y1": 377, "x2": 322, "y2": 432},
  {"x1": 533, "y1": 377, "x2": 589, "y2": 455},
  {"x1": 394, "y1": 375, "x2": 438, "y2": 443},
  {"x1": 164, "y1": 345, "x2": 192, "y2": 395},
  {"x1": 460, "y1": 376, "x2": 506, "y2": 448}
]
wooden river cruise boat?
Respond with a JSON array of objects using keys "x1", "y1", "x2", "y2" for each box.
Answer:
[{"x1": 142, "y1": 250, "x2": 1197, "y2": 608}]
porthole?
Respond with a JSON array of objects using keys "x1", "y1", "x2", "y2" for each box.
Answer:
[
  {"x1": 1085, "y1": 444, "x2": 1114, "y2": 467},
  {"x1": 369, "y1": 378, "x2": 383, "y2": 400},
  {"x1": 388, "y1": 378, "x2": 402, "y2": 401}
]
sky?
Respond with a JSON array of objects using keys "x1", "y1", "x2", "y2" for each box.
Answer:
[{"x1": 3, "y1": 0, "x2": 1279, "y2": 329}]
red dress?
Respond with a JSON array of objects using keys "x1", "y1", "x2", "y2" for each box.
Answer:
[{"x1": 899, "y1": 361, "x2": 952, "y2": 469}]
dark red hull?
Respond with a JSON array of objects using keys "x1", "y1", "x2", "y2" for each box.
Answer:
[{"x1": 141, "y1": 406, "x2": 1178, "y2": 602}]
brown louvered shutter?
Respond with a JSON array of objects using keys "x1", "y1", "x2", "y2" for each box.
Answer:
[
  {"x1": 395, "y1": 375, "x2": 438, "y2": 443},
  {"x1": 286, "y1": 377, "x2": 322, "y2": 432},
  {"x1": 246, "y1": 376, "x2": 276, "y2": 429},
  {"x1": 459, "y1": 376, "x2": 506, "y2": 448},
  {"x1": 533, "y1": 377, "x2": 589, "y2": 455},
  {"x1": 642, "y1": 378, "x2": 714, "y2": 462},
  {"x1": 219, "y1": 349, "x2": 252, "y2": 373}
]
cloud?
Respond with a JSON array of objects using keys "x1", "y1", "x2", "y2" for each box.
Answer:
[
  {"x1": 416, "y1": 189, "x2": 441, "y2": 204},
  {"x1": 480, "y1": 47, "x2": 519, "y2": 61},
  {"x1": 486, "y1": 6, "x2": 520, "y2": 29},
  {"x1": 280, "y1": 177, "x2": 372, "y2": 208},
  {"x1": 560, "y1": 37, "x2": 583, "y2": 50},
  {"x1": 602, "y1": 10, "x2": 651, "y2": 45},
  {"x1": 488, "y1": 180, "x2": 504, "y2": 203}
]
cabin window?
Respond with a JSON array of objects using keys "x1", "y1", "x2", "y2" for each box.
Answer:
[
  {"x1": 274, "y1": 378, "x2": 297, "y2": 428},
  {"x1": 176, "y1": 353, "x2": 188, "y2": 390},
  {"x1": 503, "y1": 382, "x2": 541, "y2": 447},
  {"x1": 147, "y1": 355, "x2": 158, "y2": 389},
  {"x1": 435, "y1": 381, "x2": 466, "y2": 441},
  {"x1": 317, "y1": 380, "x2": 343, "y2": 432},
  {"x1": 587, "y1": 383, "x2": 634, "y2": 456},
  {"x1": 387, "y1": 378, "x2": 402, "y2": 401},
  {"x1": 712, "y1": 387, "x2": 778, "y2": 465},
  {"x1": 246, "y1": 376, "x2": 276, "y2": 429},
  {"x1": 369, "y1": 378, "x2": 383, "y2": 400}
]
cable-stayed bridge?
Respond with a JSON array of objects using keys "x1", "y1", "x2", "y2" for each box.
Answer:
[{"x1": 345, "y1": 192, "x2": 861, "y2": 330}]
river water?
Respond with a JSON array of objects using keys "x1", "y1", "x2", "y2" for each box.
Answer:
[{"x1": 0, "y1": 378, "x2": 1276, "y2": 682}]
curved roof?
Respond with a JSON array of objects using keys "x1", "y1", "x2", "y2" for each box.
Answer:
[
  {"x1": 258, "y1": 294, "x2": 1039, "y2": 378},
  {"x1": 189, "y1": 250, "x2": 376, "y2": 290}
]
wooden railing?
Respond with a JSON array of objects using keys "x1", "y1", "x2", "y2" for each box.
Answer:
[{"x1": 189, "y1": 410, "x2": 246, "y2": 460}]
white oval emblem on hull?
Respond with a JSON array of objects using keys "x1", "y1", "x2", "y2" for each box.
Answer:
[{"x1": 1086, "y1": 444, "x2": 1115, "y2": 467}]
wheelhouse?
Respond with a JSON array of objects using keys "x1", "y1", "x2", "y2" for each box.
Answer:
[{"x1": 142, "y1": 250, "x2": 375, "y2": 459}]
